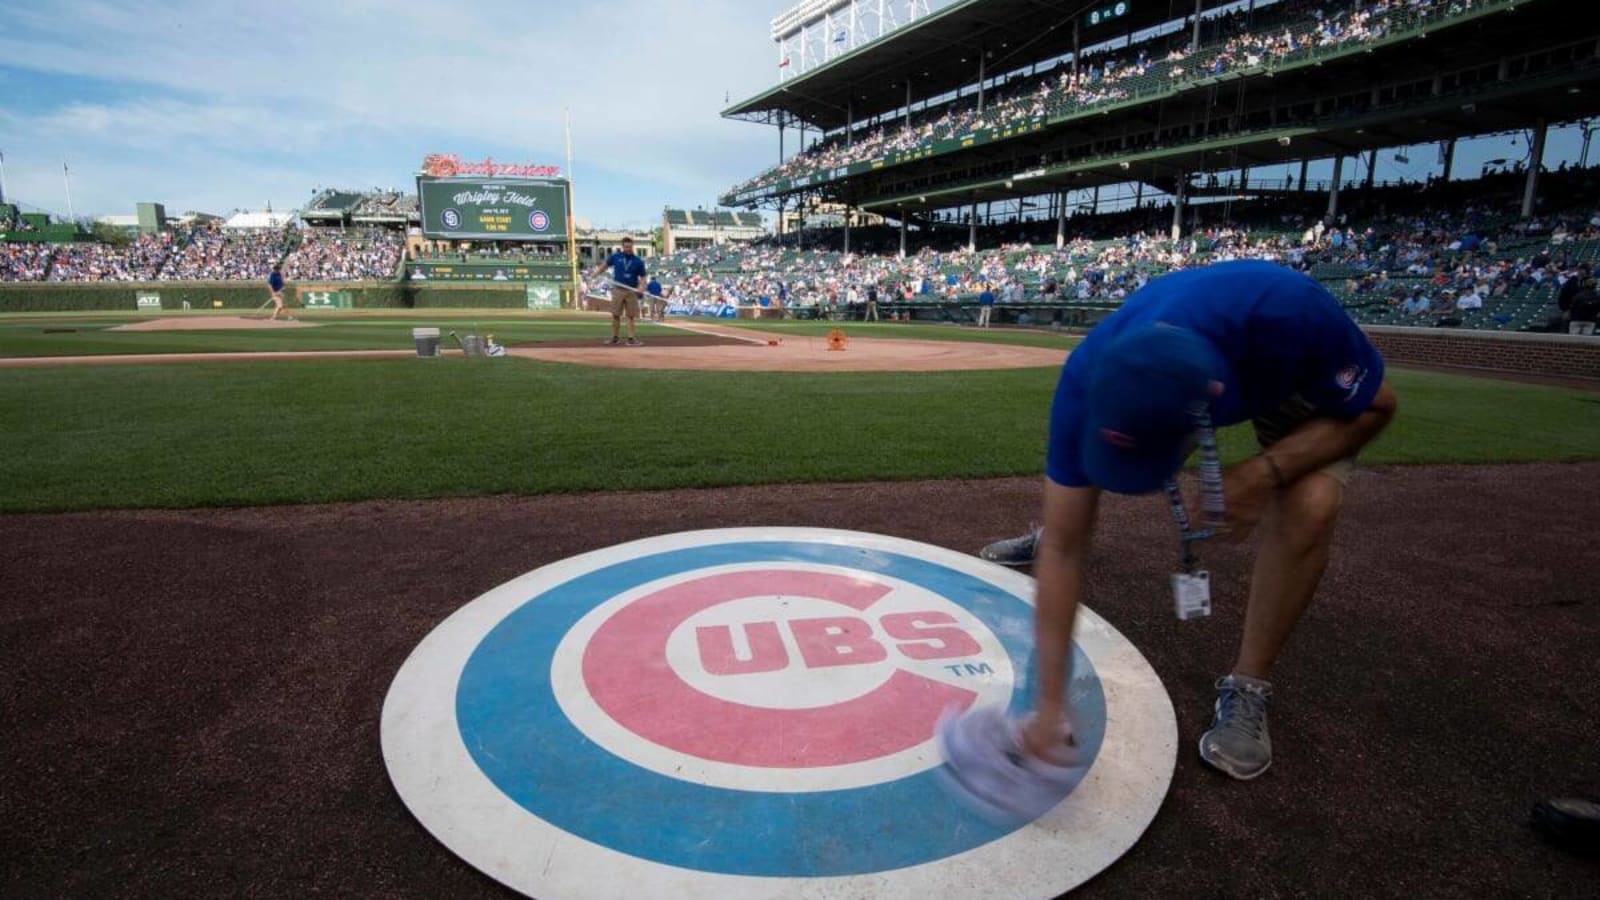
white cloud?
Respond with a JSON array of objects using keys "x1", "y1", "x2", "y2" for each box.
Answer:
[
  {"x1": 0, "y1": 0, "x2": 789, "y2": 222},
  {"x1": 23, "y1": 99, "x2": 342, "y2": 151}
]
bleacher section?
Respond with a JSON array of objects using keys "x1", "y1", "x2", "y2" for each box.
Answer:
[
  {"x1": 657, "y1": 168, "x2": 1600, "y2": 334},
  {"x1": 2, "y1": 219, "x2": 406, "y2": 283}
]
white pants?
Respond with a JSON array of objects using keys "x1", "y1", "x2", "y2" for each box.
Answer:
[
  {"x1": 1570, "y1": 321, "x2": 1596, "y2": 336},
  {"x1": 977, "y1": 306, "x2": 992, "y2": 327}
]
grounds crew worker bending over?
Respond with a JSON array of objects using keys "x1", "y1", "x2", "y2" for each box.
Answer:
[
  {"x1": 941, "y1": 260, "x2": 1398, "y2": 818},
  {"x1": 590, "y1": 236, "x2": 647, "y2": 346}
]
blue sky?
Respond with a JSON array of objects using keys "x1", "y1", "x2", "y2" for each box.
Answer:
[
  {"x1": 0, "y1": 0, "x2": 794, "y2": 228},
  {"x1": 0, "y1": 1, "x2": 1589, "y2": 228}
]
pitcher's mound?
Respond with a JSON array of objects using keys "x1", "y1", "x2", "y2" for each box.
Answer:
[{"x1": 110, "y1": 316, "x2": 320, "y2": 332}]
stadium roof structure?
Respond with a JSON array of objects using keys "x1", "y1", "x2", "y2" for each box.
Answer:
[
  {"x1": 720, "y1": 0, "x2": 1600, "y2": 216},
  {"x1": 302, "y1": 190, "x2": 366, "y2": 221},
  {"x1": 664, "y1": 209, "x2": 765, "y2": 229},
  {"x1": 723, "y1": 0, "x2": 1235, "y2": 130},
  {"x1": 351, "y1": 192, "x2": 418, "y2": 225}
]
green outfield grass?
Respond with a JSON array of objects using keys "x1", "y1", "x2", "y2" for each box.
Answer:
[
  {"x1": 0, "y1": 315, "x2": 676, "y2": 357},
  {"x1": 0, "y1": 312, "x2": 1077, "y2": 356},
  {"x1": 0, "y1": 360, "x2": 1595, "y2": 513}
]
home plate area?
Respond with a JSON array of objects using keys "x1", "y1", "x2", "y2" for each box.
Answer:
[{"x1": 381, "y1": 528, "x2": 1177, "y2": 899}]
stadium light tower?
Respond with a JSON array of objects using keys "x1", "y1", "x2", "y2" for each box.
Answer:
[{"x1": 773, "y1": 0, "x2": 932, "y2": 82}]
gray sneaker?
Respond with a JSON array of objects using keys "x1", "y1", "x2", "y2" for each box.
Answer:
[
  {"x1": 1198, "y1": 674, "x2": 1273, "y2": 780},
  {"x1": 979, "y1": 525, "x2": 1042, "y2": 567}
]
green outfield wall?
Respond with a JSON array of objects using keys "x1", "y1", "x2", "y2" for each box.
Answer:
[{"x1": 0, "y1": 282, "x2": 568, "y2": 312}]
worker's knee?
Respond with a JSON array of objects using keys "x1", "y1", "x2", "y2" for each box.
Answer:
[{"x1": 1277, "y1": 473, "x2": 1344, "y2": 546}]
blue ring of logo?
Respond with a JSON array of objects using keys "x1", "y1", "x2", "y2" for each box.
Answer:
[
  {"x1": 441, "y1": 208, "x2": 462, "y2": 230},
  {"x1": 529, "y1": 210, "x2": 550, "y2": 232},
  {"x1": 456, "y1": 540, "x2": 1106, "y2": 876}
]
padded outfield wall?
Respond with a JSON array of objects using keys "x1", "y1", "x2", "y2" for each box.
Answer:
[
  {"x1": 1362, "y1": 326, "x2": 1600, "y2": 382},
  {"x1": 0, "y1": 282, "x2": 572, "y2": 312}
]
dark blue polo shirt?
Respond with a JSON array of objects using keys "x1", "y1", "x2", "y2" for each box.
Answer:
[
  {"x1": 607, "y1": 251, "x2": 646, "y2": 289},
  {"x1": 1047, "y1": 261, "x2": 1385, "y2": 487}
]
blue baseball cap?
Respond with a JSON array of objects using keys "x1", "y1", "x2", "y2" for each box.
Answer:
[{"x1": 1081, "y1": 324, "x2": 1221, "y2": 495}]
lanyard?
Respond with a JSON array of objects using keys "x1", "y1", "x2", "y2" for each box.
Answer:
[{"x1": 1162, "y1": 407, "x2": 1226, "y2": 573}]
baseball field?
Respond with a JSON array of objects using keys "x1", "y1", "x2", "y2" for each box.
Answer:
[{"x1": 3, "y1": 310, "x2": 1598, "y2": 897}]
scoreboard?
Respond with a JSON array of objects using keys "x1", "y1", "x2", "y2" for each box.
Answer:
[
  {"x1": 1085, "y1": 2, "x2": 1130, "y2": 28},
  {"x1": 417, "y1": 176, "x2": 570, "y2": 241}
]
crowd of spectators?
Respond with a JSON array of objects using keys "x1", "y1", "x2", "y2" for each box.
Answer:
[
  {"x1": 43, "y1": 233, "x2": 179, "y2": 282},
  {"x1": 0, "y1": 243, "x2": 52, "y2": 280},
  {"x1": 0, "y1": 223, "x2": 407, "y2": 283},
  {"x1": 161, "y1": 225, "x2": 288, "y2": 280},
  {"x1": 661, "y1": 167, "x2": 1599, "y2": 333},
  {"x1": 656, "y1": 235, "x2": 1212, "y2": 312},
  {"x1": 283, "y1": 229, "x2": 404, "y2": 280},
  {"x1": 728, "y1": 0, "x2": 1477, "y2": 196}
]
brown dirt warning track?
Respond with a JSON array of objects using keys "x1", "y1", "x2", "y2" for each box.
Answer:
[{"x1": 1, "y1": 463, "x2": 1597, "y2": 899}]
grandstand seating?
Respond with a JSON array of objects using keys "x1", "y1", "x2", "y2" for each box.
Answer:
[
  {"x1": 659, "y1": 167, "x2": 1600, "y2": 334},
  {"x1": 727, "y1": 0, "x2": 1506, "y2": 198}
]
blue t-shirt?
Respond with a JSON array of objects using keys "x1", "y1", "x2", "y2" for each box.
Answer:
[
  {"x1": 979, "y1": 289, "x2": 996, "y2": 306},
  {"x1": 1047, "y1": 261, "x2": 1384, "y2": 487},
  {"x1": 645, "y1": 278, "x2": 662, "y2": 297},
  {"x1": 268, "y1": 272, "x2": 284, "y2": 292},
  {"x1": 608, "y1": 251, "x2": 646, "y2": 288}
]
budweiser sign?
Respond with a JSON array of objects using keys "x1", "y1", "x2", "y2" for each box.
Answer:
[{"x1": 421, "y1": 154, "x2": 561, "y2": 178}]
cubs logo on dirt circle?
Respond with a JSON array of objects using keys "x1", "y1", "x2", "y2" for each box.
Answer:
[{"x1": 382, "y1": 528, "x2": 1176, "y2": 899}]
